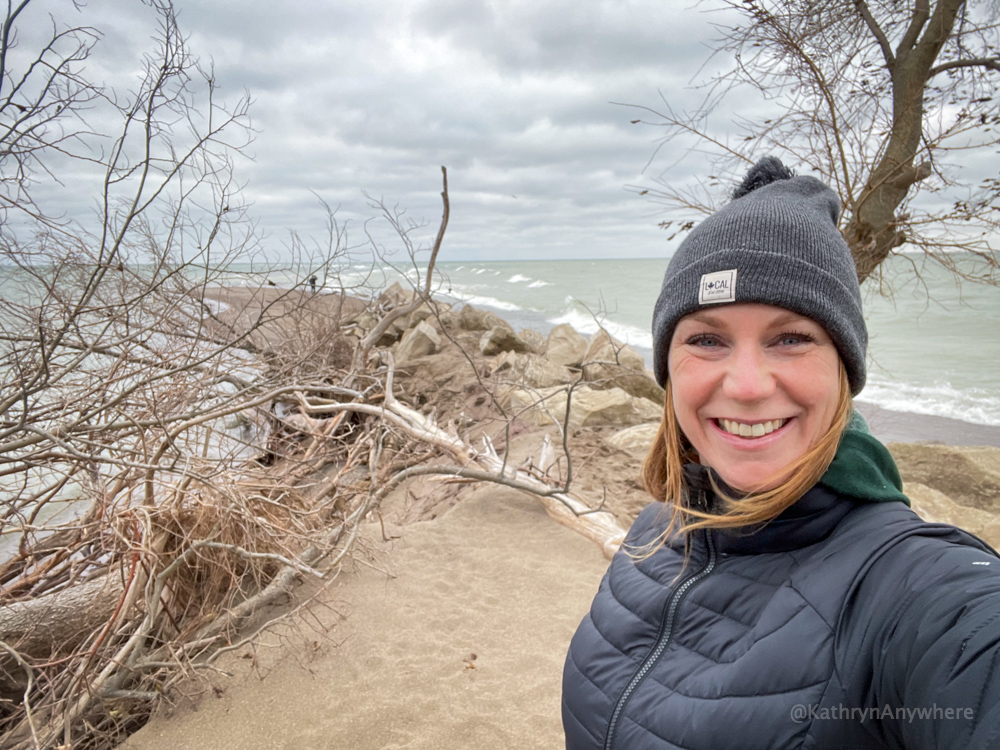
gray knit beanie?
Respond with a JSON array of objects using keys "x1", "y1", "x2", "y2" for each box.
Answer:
[{"x1": 651, "y1": 157, "x2": 867, "y2": 395}]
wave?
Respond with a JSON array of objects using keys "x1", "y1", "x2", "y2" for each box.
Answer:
[
  {"x1": 445, "y1": 289, "x2": 524, "y2": 312},
  {"x1": 860, "y1": 377, "x2": 1000, "y2": 427},
  {"x1": 506, "y1": 273, "x2": 552, "y2": 288},
  {"x1": 549, "y1": 307, "x2": 654, "y2": 353}
]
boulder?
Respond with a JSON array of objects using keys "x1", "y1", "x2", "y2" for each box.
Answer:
[
  {"x1": 458, "y1": 304, "x2": 509, "y2": 332},
  {"x1": 508, "y1": 385, "x2": 660, "y2": 430},
  {"x1": 546, "y1": 324, "x2": 588, "y2": 367},
  {"x1": 405, "y1": 301, "x2": 437, "y2": 329},
  {"x1": 480, "y1": 325, "x2": 531, "y2": 356},
  {"x1": 907, "y1": 482, "x2": 1000, "y2": 548},
  {"x1": 889, "y1": 444, "x2": 1000, "y2": 511},
  {"x1": 582, "y1": 331, "x2": 665, "y2": 405},
  {"x1": 347, "y1": 308, "x2": 406, "y2": 344},
  {"x1": 396, "y1": 320, "x2": 441, "y2": 364},
  {"x1": 351, "y1": 310, "x2": 378, "y2": 333},
  {"x1": 604, "y1": 422, "x2": 661, "y2": 457},
  {"x1": 379, "y1": 281, "x2": 413, "y2": 308},
  {"x1": 494, "y1": 351, "x2": 573, "y2": 388},
  {"x1": 379, "y1": 317, "x2": 407, "y2": 346},
  {"x1": 518, "y1": 328, "x2": 546, "y2": 353}
]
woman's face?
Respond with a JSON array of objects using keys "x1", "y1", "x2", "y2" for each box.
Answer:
[{"x1": 668, "y1": 303, "x2": 842, "y2": 492}]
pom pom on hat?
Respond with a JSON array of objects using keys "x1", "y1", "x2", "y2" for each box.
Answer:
[{"x1": 731, "y1": 156, "x2": 795, "y2": 199}]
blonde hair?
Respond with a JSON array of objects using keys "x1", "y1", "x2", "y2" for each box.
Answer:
[{"x1": 640, "y1": 362, "x2": 852, "y2": 550}]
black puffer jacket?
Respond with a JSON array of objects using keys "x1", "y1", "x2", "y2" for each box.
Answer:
[{"x1": 562, "y1": 432, "x2": 1000, "y2": 750}]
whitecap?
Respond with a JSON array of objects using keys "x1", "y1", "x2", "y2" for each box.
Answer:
[
  {"x1": 446, "y1": 289, "x2": 524, "y2": 312},
  {"x1": 549, "y1": 308, "x2": 654, "y2": 352},
  {"x1": 507, "y1": 274, "x2": 532, "y2": 283},
  {"x1": 528, "y1": 280, "x2": 551, "y2": 288}
]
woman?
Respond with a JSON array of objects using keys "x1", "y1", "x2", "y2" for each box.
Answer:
[{"x1": 562, "y1": 158, "x2": 1000, "y2": 750}]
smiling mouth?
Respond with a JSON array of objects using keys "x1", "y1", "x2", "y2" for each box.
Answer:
[{"x1": 716, "y1": 418, "x2": 787, "y2": 438}]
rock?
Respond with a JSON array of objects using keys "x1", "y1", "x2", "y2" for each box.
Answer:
[
  {"x1": 906, "y1": 482, "x2": 1000, "y2": 548},
  {"x1": 494, "y1": 351, "x2": 573, "y2": 388},
  {"x1": 459, "y1": 304, "x2": 509, "y2": 332},
  {"x1": 347, "y1": 307, "x2": 408, "y2": 344},
  {"x1": 405, "y1": 301, "x2": 437, "y2": 329},
  {"x1": 351, "y1": 310, "x2": 378, "y2": 333},
  {"x1": 546, "y1": 324, "x2": 588, "y2": 367},
  {"x1": 396, "y1": 320, "x2": 441, "y2": 364},
  {"x1": 379, "y1": 317, "x2": 407, "y2": 346},
  {"x1": 518, "y1": 328, "x2": 545, "y2": 353},
  {"x1": 379, "y1": 281, "x2": 413, "y2": 308},
  {"x1": 480, "y1": 325, "x2": 531, "y2": 356},
  {"x1": 889, "y1": 444, "x2": 1000, "y2": 512},
  {"x1": 508, "y1": 385, "x2": 660, "y2": 430},
  {"x1": 581, "y1": 331, "x2": 665, "y2": 405},
  {"x1": 604, "y1": 422, "x2": 661, "y2": 457},
  {"x1": 584, "y1": 330, "x2": 645, "y2": 370}
]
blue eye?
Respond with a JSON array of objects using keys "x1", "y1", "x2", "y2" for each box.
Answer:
[
  {"x1": 687, "y1": 334, "x2": 721, "y2": 347},
  {"x1": 777, "y1": 331, "x2": 814, "y2": 346}
]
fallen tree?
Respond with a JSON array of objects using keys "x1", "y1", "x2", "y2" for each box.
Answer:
[
  {"x1": 0, "y1": 149, "x2": 631, "y2": 747},
  {"x1": 0, "y1": 3, "x2": 632, "y2": 744}
]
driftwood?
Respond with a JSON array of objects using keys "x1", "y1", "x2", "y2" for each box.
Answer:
[{"x1": 303, "y1": 362, "x2": 628, "y2": 558}]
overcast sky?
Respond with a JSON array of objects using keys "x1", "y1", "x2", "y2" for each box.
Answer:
[
  {"x1": 11, "y1": 0, "x2": 1000, "y2": 267},
  {"x1": 12, "y1": 0, "x2": 756, "y2": 264}
]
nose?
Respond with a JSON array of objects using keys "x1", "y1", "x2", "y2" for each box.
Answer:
[{"x1": 723, "y1": 344, "x2": 776, "y2": 402}]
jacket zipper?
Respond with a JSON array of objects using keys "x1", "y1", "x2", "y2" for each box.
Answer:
[{"x1": 603, "y1": 529, "x2": 718, "y2": 750}]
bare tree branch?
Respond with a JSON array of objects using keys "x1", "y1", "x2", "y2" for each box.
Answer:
[{"x1": 854, "y1": 0, "x2": 896, "y2": 68}]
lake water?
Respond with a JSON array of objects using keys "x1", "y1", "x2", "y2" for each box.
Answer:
[{"x1": 9, "y1": 254, "x2": 995, "y2": 429}]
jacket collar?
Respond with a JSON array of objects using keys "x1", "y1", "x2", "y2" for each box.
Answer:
[
  {"x1": 685, "y1": 410, "x2": 909, "y2": 555},
  {"x1": 712, "y1": 484, "x2": 856, "y2": 554},
  {"x1": 818, "y1": 410, "x2": 909, "y2": 505},
  {"x1": 683, "y1": 463, "x2": 856, "y2": 554}
]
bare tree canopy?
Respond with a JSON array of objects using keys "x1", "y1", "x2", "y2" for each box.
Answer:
[{"x1": 632, "y1": 0, "x2": 1000, "y2": 284}]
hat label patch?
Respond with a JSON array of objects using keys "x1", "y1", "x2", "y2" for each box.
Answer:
[{"x1": 699, "y1": 269, "x2": 738, "y2": 305}]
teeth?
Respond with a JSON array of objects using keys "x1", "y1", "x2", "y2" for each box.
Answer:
[{"x1": 719, "y1": 418, "x2": 786, "y2": 438}]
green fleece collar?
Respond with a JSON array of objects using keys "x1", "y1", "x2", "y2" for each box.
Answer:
[{"x1": 818, "y1": 410, "x2": 910, "y2": 506}]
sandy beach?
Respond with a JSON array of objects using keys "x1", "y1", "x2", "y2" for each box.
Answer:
[
  {"x1": 120, "y1": 294, "x2": 1000, "y2": 750},
  {"x1": 122, "y1": 487, "x2": 608, "y2": 750}
]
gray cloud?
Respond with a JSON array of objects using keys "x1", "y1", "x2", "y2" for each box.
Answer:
[{"x1": 13, "y1": 0, "x2": 744, "y2": 262}]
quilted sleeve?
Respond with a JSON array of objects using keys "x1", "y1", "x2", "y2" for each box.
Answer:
[{"x1": 866, "y1": 538, "x2": 1000, "y2": 750}]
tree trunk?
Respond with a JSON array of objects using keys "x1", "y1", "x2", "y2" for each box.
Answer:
[
  {"x1": 0, "y1": 575, "x2": 125, "y2": 701},
  {"x1": 845, "y1": 0, "x2": 965, "y2": 281}
]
